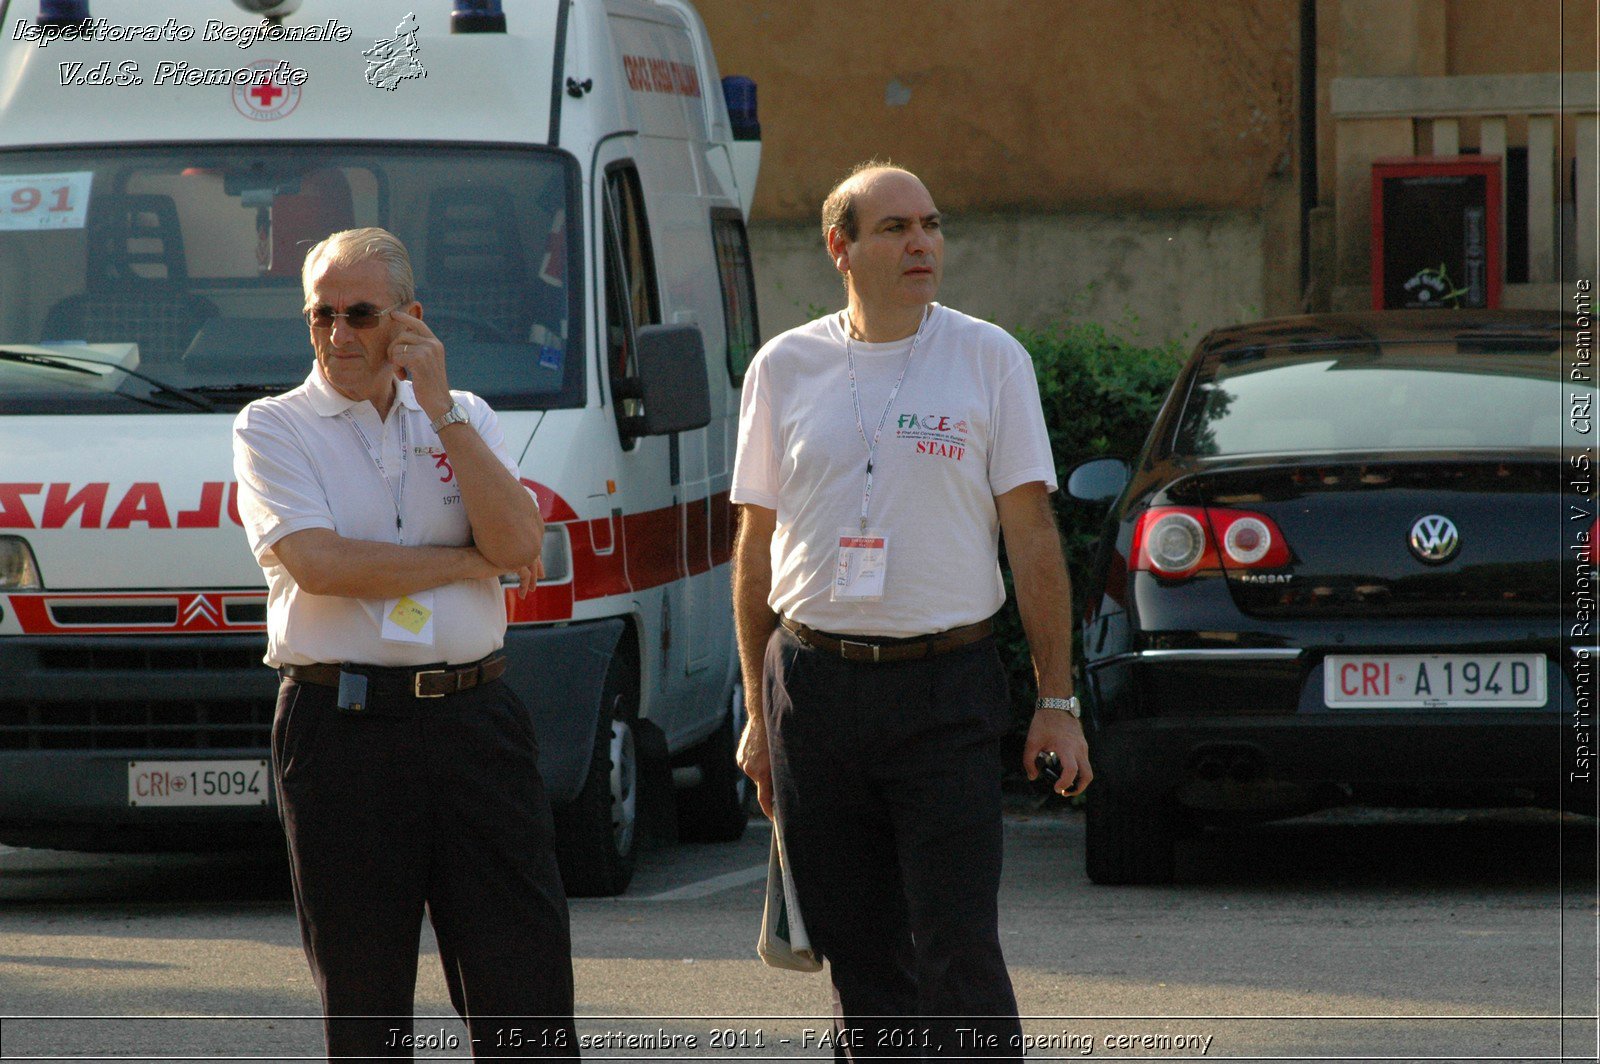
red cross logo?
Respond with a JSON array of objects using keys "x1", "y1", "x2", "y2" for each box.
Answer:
[
  {"x1": 232, "y1": 60, "x2": 302, "y2": 121},
  {"x1": 249, "y1": 80, "x2": 284, "y2": 107}
]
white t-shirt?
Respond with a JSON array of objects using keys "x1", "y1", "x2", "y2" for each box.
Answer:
[
  {"x1": 232, "y1": 368, "x2": 521, "y2": 667},
  {"x1": 731, "y1": 304, "x2": 1057, "y2": 637}
]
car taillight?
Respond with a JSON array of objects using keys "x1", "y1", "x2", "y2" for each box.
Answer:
[
  {"x1": 1207, "y1": 508, "x2": 1292, "y2": 569},
  {"x1": 1131, "y1": 507, "x2": 1217, "y2": 578},
  {"x1": 1131, "y1": 506, "x2": 1290, "y2": 578}
]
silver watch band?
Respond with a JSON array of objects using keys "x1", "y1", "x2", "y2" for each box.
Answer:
[
  {"x1": 430, "y1": 402, "x2": 468, "y2": 434},
  {"x1": 1036, "y1": 695, "x2": 1081, "y2": 718}
]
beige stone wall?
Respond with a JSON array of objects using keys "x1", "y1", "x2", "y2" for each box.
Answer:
[
  {"x1": 696, "y1": 0, "x2": 1300, "y2": 223},
  {"x1": 751, "y1": 211, "x2": 1266, "y2": 346},
  {"x1": 693, "y1": 0, "x2": 1589, "y2": 339},
  {"x1": 1446, "y1": 0, "x2": 1596, "y2": 76}
]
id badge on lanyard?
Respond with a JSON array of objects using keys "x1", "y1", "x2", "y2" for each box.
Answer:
[
  {"x1": 833, "y1": 308, "x2": 927, "y2": 604},
  {"x1": 345, "y1": 411, "x2": 436, "y2": 647},
  {"x1": 832, "y1": 528, "x2": 889, "y2": 601}
]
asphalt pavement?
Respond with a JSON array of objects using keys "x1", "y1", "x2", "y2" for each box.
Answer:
[{"x1": 0, "y1": 804, "x2": 1595, "y2": 1061}]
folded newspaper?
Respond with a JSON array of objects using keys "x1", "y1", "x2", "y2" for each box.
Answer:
[{"x1": 757, "y1": 818, "x2": 822, "y2": 972}]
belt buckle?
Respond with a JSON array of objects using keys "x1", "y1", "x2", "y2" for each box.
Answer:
[
  {"x1": 840, "y1": 639, "x2": 881, "y2": 663},
  {"x1": 413, "y1": 668, "x2": 449, "y2": 698}
]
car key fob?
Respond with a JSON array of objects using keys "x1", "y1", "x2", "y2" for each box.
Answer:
[{"x1": 1035, "y1": 750, "x2": 1063, "y2": 786}]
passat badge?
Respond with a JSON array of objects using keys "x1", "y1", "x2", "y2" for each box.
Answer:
[{"x1": 1409, "y1": 515, "x2": 1460, "y2": 564}]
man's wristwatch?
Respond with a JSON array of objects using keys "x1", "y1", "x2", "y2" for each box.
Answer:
[
  {"x1": 430, "y1": 402, "x2": 469, "y2": 434},
  {"x1": 1036, "y1": 695, "x2": 1081, "y2": 718}
]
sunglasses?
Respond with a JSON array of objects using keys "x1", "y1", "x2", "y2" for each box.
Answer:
[{"x1": 304, "y1": 301, "x2": 404, "y2": 330}]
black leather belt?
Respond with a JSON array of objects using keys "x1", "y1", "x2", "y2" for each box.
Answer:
[
  {"x1": 280, "y1": 655, "x2": 507, "y2": 699},
  {"x1": 780, "y1": 617, "x2": 993, "y2": 664}
]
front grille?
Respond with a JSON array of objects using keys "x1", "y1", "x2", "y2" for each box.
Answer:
[
  {"x1": 224, "y1": 602, "x2": 267, "y2": 624},
  {"x1": 0, "y1": 699, "x2": 271, "y2": 751},
  {"x1": 4, "y1": 635, "x2": 276, "y2": 753},
  {"x1": 36, "y1": 644, "x2": 265, "y2": 671},
  {"x1": 50, "y1": 604, "x2": 179, "y2": 626}
]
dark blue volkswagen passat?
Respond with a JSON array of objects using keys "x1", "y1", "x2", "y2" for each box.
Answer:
[{"x1": 1068, "y1": 311, "x2": 1594, "y2": 884}]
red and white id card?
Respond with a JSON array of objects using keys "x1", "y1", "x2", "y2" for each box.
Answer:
[{"x1": 832, "y1": 529, "x2": 889, "y2": 601}]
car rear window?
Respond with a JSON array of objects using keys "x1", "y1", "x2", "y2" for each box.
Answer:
[{"x1": 1174, "y1": 342, "x2": 1588, "y2": 456}]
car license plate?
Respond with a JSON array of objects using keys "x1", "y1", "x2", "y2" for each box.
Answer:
[
  {"x1": 128, "y1": 760, "x2": 270, "y2": 807},
  {"x1": 1324, "y1": 654, "x2": 1546, "y2": 708}
]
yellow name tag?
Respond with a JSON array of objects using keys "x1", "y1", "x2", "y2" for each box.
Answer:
[
  {"x1": 380, "y1": 590, "x2": 436, "y2": 645},
  {"x1": 388, "y1": 596, "x2": 432, "y2": 634}
]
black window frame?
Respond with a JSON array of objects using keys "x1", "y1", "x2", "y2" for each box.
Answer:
[
  {"x1": 710, "y1": 206, "x2": 760, "y2": 385},
  {"x1": 600, "y1": 161, "x2": 661, "y2": 446}
]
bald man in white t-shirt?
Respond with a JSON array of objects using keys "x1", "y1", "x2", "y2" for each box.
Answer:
[{"x1": 731, "y1": 165, "x2": 1093, "y2": 1059}]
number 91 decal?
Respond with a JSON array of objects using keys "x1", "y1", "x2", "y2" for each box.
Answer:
[{"x1": 0, "y1": 171, "x2": 92, "y2": 231}]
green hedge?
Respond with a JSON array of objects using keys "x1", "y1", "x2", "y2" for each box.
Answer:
[{"x1": 995, "y1": 320, "x2": 1187, "y2": 733}]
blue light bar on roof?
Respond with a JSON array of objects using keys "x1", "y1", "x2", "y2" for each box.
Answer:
[
  {"x1": 37, "y1": 0, "x2": 90, "y2": 27},
  {"x1": 722, "y1": 76, "x2": 760, "y2": 142},
  {"x1": 452, "y1": 0, "x2": 507, "y2": 34}
]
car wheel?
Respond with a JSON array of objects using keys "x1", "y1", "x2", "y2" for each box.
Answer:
[
  {"x1": 554, "y1": 647, "x2": 639, "y2": 897},
  {"x1": 676, "y1": 683, "x2": 749, "y2": 843},
  {"x1": 1085, "y1": 787, "x2": 1177, "y2": 885}
]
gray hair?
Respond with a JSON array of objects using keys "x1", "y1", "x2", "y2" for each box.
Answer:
[
  {"x1": 820, "y1": 158, "x2": 902, "y2": 245},
  {"x1": 301, "y1": 227, "x2": 416, "y2": 307}
]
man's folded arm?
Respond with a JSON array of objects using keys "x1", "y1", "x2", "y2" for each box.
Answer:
[{"x1": 269, "y1": 527, "x2": 499, "y2": 599}]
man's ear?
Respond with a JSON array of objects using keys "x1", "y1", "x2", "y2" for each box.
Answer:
[{"x1": 825, "y1": 227, "x2": 849, "y2": 273}]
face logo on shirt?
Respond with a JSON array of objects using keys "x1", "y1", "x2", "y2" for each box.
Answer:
[
  {"x1": 896, "y1": 412, "x2": 971, "y2": 463},
  {"x1": 413, "y1": 445, "x2": 454, "y2": 483}
]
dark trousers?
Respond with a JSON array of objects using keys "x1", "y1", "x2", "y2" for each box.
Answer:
[
  {"x1": 764, "y1": 625, "x2": 1023, "y2": 1062},
  {"x1": 273, "y1": 672, "x2": 578, "y2": 1062}
]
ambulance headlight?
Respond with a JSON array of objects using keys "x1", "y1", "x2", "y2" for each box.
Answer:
[
  {"x1": 231, "y1": 0, "x2": 302, "y2": 16},
  {"x1": 499, "y1": 527, "x2": 570, "y2": 586},
  {"x1": 0, "y1": 537, "x2": 43, "y2": 591}
]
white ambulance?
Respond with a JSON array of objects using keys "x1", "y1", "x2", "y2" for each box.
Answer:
[{"x1": 0, "y1": 0, "x2": 762, "y2": 895}]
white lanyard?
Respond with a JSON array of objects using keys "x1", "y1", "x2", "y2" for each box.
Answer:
[
  {"x1": 343, "y1": 409, "x2": 409, "y2": 532},
  {"x1": 844, "y1": 307, "x2": 928, "y2": 533}
]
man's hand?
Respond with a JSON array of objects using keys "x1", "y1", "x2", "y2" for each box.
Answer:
[
  {"x1": 733, "y1": 505, "x2": 780, "y2": 819},
  {"x1": 1023, "y1": 708, "x2": 1093, "y2": 797},
  {"x1": 998, "y1": 482, "x2": 1093, "y2": 796},
  {"x1": 736, "y1": 719, "x2": 775, "y2": 819},
  {"x1": 387, "y1": 309, "x2": 454, "y2": 421},
  {"x1": 510, "y1": 559, "x2": 546, "y2": 599}
]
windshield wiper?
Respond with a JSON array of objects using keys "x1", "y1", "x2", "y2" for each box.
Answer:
[
  {"x1": 0, "y1": 348, "x2": 215, "y2": 412},
  {"x1": 0, "y1": 349, "x2": 98, "y2": 376},
  {"x1": 186, "y1": 382, "x2": 302, "y2": 398}
]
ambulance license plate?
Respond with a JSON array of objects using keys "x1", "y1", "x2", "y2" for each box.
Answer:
[
  {"x1": 128, "y1": 760, "x2": 270, "y2": 807},
  {"x1": 1324, "y1": 654, "x2": 1546, "y2": 708}
]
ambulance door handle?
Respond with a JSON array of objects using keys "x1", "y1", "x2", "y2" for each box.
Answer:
[{"x1": 590, "y1": 507, "x2": 620, "y2": 558}]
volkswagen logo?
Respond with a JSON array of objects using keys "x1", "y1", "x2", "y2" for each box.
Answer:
[{"x1": 1409, "y1": 515, "x2": 1460, "y2": 564}]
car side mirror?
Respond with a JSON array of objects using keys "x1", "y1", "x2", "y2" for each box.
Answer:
[
  {"x1": 616, "y1": 324, "x2": 712, "y2": 439},
  {"x1": 1066, "y1": 457, "x2": 1130, "y2": 504}
]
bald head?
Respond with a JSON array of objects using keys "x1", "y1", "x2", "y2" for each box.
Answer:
[{"x1": 821, "y1": 163, "x2": 927, "y2": 245}]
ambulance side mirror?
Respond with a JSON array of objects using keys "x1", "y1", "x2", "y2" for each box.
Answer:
[{"x1": 617, "y1": 324, "x2": 713, "y2": 439}]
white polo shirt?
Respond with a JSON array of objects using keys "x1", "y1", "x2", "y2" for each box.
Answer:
[
  {"x1": 232, "y1": 367, "x2": 521, "y2": 667},
  {"x1": 731, "y1": 304, "x2": 1058, "y2": 637}
]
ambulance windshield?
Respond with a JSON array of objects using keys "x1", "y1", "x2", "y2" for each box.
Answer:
[{"x1": 0, "y1": 145, "x2": 580, "y2": 414}]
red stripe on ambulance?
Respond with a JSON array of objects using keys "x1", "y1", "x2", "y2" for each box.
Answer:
[
  {"x1": 0, "y1": 482, "x2": 245, "y2": 530},
  {"x1": 4, "y1": 481, "x2": 736, "y2": 632}
]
